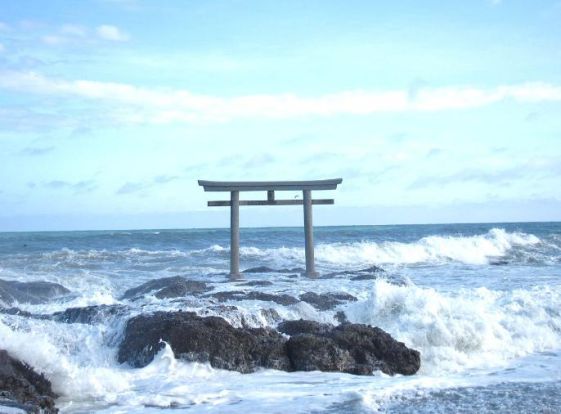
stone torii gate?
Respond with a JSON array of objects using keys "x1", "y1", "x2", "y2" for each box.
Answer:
[{"x1": 198, "y1": 179, "x2": 343, "y2": 279}]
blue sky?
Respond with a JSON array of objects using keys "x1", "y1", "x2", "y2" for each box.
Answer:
[{"x1": 1, "y1": 0, "x2": 560, "y2": 231}]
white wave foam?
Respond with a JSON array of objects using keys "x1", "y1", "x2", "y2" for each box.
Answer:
[
  {"x1": 229, "y1": 228, "x2": 543, "y2": 266},
  {"x1": 345, "y1": 279, "x2": 561, "y2": 374}
]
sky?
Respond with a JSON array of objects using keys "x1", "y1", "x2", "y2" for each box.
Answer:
[{"x1": 1, "y1": 0, "x2": 561, "y2": 231}]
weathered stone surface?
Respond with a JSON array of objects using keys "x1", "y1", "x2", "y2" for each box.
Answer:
[
  {"x1": 50, "y1": 304, "x2": 128, "y2": 324},
  {"x1": 0, "y1": 279, "x2": 70, "y2": 306},
  {"x1": 243, "y1": 266, "x2": 305, "y2": 274},
  {"x1": 117, "y1": 311, "x2": 291, "y2": 373},
  {"x1": 0, "y1": 350, "x2": 58, "y2": 413},
  {"x1": 209, "y1": 291, "x2": 299, "y2": 306},
  {"x1": 279, "y1": 319, "x2": 420, "y2": 375},
  {"x1": 118, "y1": 313, "x2": 420, "y2": 376},
  {"x1": 238, "y1": 280, "x2": 274, "y2": 287},
  {"x1": 121, "y1": 276, "x2": 210, "y2": 300},
  {"x1": 299, "y1": 292, "x2": 357, "y2": 310}
]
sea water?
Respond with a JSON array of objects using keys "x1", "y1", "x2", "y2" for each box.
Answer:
[{"x1": 0, "y1": 222, "x2": 560, "y2": 413}]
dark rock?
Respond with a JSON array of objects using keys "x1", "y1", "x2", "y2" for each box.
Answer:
[
  {"x1": 489, "y1": 259, "x2": 509, "y2": 266},
  {"x1": 238, "y1": 280, "x2": 274, "y2": 287},
  {"x1": 117, "y1": 311, "x2": 291, "y2": 373},
  {"x1": 323, "y1": 265, "x2": 386, "y2": 280},
  {"x1": 50, "y1": 305, "x2": 128, "y2": 324},
  {"x1": 121, "y1": 276, "x2": 210, "y2": 300},
  {"x1": 328, "y1": 324, "x2": 421, "y2": 375},
  {"x1": 334, "y1": 311, "x2": 348, "y2": 324},
  {"x1": 277, "y1": 319, "x2": 332, "y2": 336},
  {"x1": 209, "y1": 291, "x2": 299, "y2": 306},
  {"x1": 0, "y1": 350, "x2": 58, "y2": 413},
  {"x1": 281, "y1": 319, "x2": 420, "y2": 376},
  {"x1": 286, "y1": 334, "x2": 356, "y2": 373},
  {"x1": 0, "y1": 279, "x2": 70, "y2": 306},
  {"x1": 0, "y1": 307, "x2": 34, "y2": 318},
  {"x1": 243, "y1": 266, "x2": 305, "y2": 274},
  {"x1": 118, "y1": 313, "x2": 420, "y2": 377},
  {"x1": 299, "y1": 292, "x2": 357, "y2": 310}
]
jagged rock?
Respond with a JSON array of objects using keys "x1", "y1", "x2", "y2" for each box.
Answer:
[
  {"x1": 121, "y1": 276, "x2": 210, "y2": 300},
  {"x1": 238, "y1": 280, "x2": 274, "y2": 287},
  {"x1": 0, "y1": 280, "x2": 70, "y2": 306},
  {"x1": 0, "y1": 307, "x2": 34, "y2": 318},
  {"x1": 243, "y1": 266, "x2": 305, "y2": 274},
  {"x1": 277, "y1": 319, "x2": 331, "y2": 336},
  {"x1": 0, "y1": 350, "x2": 58, "y2": 413},
  {"x1": 279, "y1": 319, "x2": 420, "y2": 375},
  {"x1": 209, "y1": 291, "x2": 299, "y2": 306},
  {"x1": 50, "y1": 304, "x2": 128, "y2": 324},
  {"x1": 299, "y1": 292, "x2": 357, "y2": 310},
  {"x1": 334, "y1": 311, "x2": 348, "y2": 324},
  {"x1": 117, "y1": 311, "x2": 290, "y2": 373},
  {"x1": 323, "y1": 265, "x2": 386, "y2": 280},
  {"x1": 118, "y1": 313, "x2": 420, "y2": 377}
]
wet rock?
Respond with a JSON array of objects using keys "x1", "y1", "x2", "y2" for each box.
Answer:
[
  {"x1": 0, "y1": 307, "x2": 35, "y2": 318},
  {"x1": 243, "y1": 266, "x2": 305, "y2": 274},
  {"x1": 118, "y1": 313, "x2": 420, "y2": 376},
  {"x1": 0, "y1": 350, "x2": 58, "y2": 413},
  {"x1": 299, "y1": 292, "x2": 357, "y2": 310},
  {"x1": 0, "y1": 279, "x2": 70, "y2": 306},
  {"x1": 323, "y1": 265, "x2": 386, "y2": 280},
  {"x1": 238, "y1": 280, "x2": 274, "y2": 287},
  {"x1": 209, "y1": 291, "x2": 299, "y2": 306},
  {"x1": 50, "y1": 304, "x2": 128, "y2": 324},
  {"x1": 334, "y1": 311, "x2": 348, "y2": 324},
  {"x1": 121, "y1": 276, "x2": 210, "y2": 300},
  {"x1": 280, "y1": 319, "x2": 420, "y2": 376},
  {"x1": 117, "y1": 311, "x2": 291, "y2": 373},
  {"x1": 277, "y1": 319, "x2": 332, "y2": 336}
]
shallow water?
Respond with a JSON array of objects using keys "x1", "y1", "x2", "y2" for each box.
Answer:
[{"x1": 0, "y1": 222, "x2": 560, "y2": 413}]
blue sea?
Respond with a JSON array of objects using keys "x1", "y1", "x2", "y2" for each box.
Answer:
[{"x1": 1, "y1": 222, "x2": 560, "y2": 413}]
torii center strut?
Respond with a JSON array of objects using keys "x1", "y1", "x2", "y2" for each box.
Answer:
[{"x1": 198, "y1": 179, "x2": 343, "y2": 279}]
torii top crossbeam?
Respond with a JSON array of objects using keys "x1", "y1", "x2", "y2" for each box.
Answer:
[{"x1": 198, "y1": 178, "x2": 343, "y2": 278}]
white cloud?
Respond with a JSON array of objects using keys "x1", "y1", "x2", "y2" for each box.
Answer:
[
  {"x1": 96, "y1": 25, "x2": 129, "y2": 42},
  {"x1": 1, "y1": 70, "x2": 561, "y2": 124},
  {"x1": 60, "y1": 24, "x2": 87, "y2": 37},
  {"x1": 41, "y1": 35, "x2": 66, "y2": 46}
]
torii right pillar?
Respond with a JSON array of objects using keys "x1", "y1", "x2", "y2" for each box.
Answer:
[{"x1": 302, "y1": 189, "x2": 318, "y2": 277}]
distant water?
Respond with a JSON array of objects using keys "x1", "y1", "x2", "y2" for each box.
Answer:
[{"x1": 1, "y1": 222, "x2": 560, "y2": 413}]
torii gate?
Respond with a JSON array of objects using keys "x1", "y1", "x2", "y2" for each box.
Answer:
[{"x1": 198, "y1": 179, "x2": 343, "y2": 279}]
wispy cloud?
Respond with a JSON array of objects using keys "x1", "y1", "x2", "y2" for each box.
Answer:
[
  {"x1": 20, "y1": 146, "x2": 55, "y2": 156},
  {"x1": 1, "y1": 71, "x2": 561, "y2": 125},
  {"x1": 117, "y1": 175, "x2": 181, "y2": 195},
  {"x1": 30, "y1": 179, "x2": 97, "y2": 193},
  {"x1": 96, "y1": 25, "x2": 129, "y2": 42}
]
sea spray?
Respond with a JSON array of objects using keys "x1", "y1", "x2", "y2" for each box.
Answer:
[{"x1": 344, "y1": 279, "x2": 561, "y2": 374}]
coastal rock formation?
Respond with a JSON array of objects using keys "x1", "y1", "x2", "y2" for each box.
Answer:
[
  {"x1": 243, "y1": 266, "x2": 304, "y2": 274},
  {"x1": 51, "y1": 304, "x2": 128, "y2": 324},
  {"x1": 121, "y1": 276, "x2": 211, "y2": 300},
  {"x1": 278, "y1": 320, "x2": 421, "y2": 375},
  {"x1": 0, "y1": 350, "x2": 58, "y2": 413},
  {"x1": 0, "y1": 279, "x2": 70, "y2": 305},
  {"x1": 208, "y1": 290, "x2": 299, "y2": 306},
  {"x1": 117, "y1": 312, "x2": 420, "y2": 376},
  {"x1": 299, "y1": 292, "x2": 357, "y2": 310},
  {"x1": 117, "y1": 311, "x2": 290, "y2": 372}
]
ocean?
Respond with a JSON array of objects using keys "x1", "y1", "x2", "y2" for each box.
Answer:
[{"x1": 1, "y1": 222, "x2": 560, "y2": 413}]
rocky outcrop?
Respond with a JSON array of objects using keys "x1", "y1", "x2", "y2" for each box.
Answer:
[
  {"x1": 243, "y1": 266, "x2": 304, "y2": 274},
  {"x1": 51, "y1": 304, "x2": 128, "y2": 324},
  {"x1": 0, "y1": 279, "x2": 70, "y2": 306},
  {"x1": 299, "y1": 292, "x2": 357, "y2": 310},
  {"x1": 0, "y1": 350, "x2": 58, "y2": 413},
  {"x1": 278, "y1": 320, "x2": 420, "y2": 375},
  {"x1": 117, "y1": 312, "x2": 420, "y2": 376},
  {"x1": 117, "y1": 311, "x2": 290, "y2": 372},
  {"x1": 209, "y1": 291, "x2": 299, "y2": 306},
  {"x1": 121, "y1": 276, "x2": 211, "y2": 300}
]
